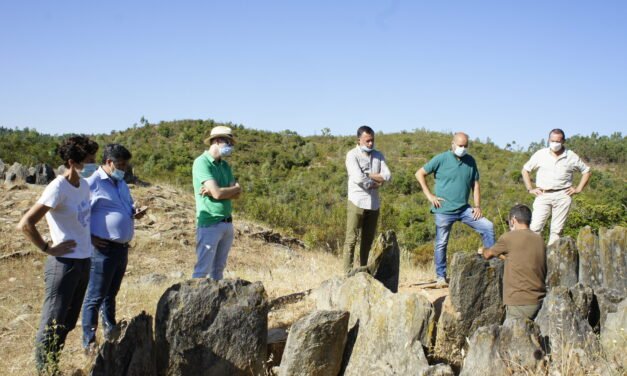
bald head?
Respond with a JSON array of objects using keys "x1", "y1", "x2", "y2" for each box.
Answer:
[{"x1": 453, "y1": 132, "x2": 469, "y2": 145}]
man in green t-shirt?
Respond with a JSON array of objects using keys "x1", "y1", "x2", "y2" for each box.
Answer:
[
  {"x1": 415, "y1": 132, "x2": 495, "y2": 287},
  {"x1": 191, "y1": 126, "x2": 241, "y2": 279}
]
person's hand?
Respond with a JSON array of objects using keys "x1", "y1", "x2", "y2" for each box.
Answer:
[
  {"x1": 427, "y1": 193, "x2": 445, "y2": 208},
  {"x1": 371, "y1": 181, "x2": 382, "y2": 190},
  {"x1": 91, "y1": 235, "x2": 108, "y2": 249},
  {"x1": 565, "y1": 187, "x2": 581, "y2": 196},
  {"x1": 477, "y1": 247, "x2": 484, "y2": 255},
  {"x1": 47, "y1": 240, "x2": 76, "y2": 256},
  {"x1": 472, "y1": 207, "x2": 483, "y2": 220},
  {"x1": 528, "y1": 188, "x2": 543, "y2": 196},
  {"x1": 199, "y1": 186, "x2": 211, "y2": 197}
]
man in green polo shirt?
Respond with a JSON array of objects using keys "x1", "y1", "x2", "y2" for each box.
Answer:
[
  {"x1": 192, "y1": 126, "x2": 241, "y2": 279},
  {"x1": 415, "y1": 132, "x2": 495, "y2": 287}
]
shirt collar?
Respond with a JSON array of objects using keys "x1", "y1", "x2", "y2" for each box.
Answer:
[{"x1": 205, "y1": 151, "x2": 223, "y2": 164}]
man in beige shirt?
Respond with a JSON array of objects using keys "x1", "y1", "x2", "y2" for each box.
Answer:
[
  {"x1": 522, "y1": 128, "x2": 591, "y2": 245},
  {"x1": 480, "y1": 204, "x2": 546, "y2": 320}
]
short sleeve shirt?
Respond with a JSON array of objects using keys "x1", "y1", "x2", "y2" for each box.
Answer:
[
  {"x1": 192, "y1": 152, "x2": 234, "y2": 227},
  {"x1": 523, "y1": 148, "x2": 590, "y2": 190},
  {"x1": 491, "y1": 229, "x2": 546, "y2": 305},
  {"x1": 37, "y1": 176, "x2": 92, "y2": 259},
  {"x1": 422, "y1": 151, "x2": 479, "y2": 214}
]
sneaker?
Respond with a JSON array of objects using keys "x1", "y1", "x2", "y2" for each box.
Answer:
[
  {"x1": 435, "y1": 277, "x2": 449, "y2": 288},
  {"x1": 84, "y1": 341, "x2": 99, "y2": 356}
]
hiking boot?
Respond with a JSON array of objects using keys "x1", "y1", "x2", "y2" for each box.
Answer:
[{"x1": 435, "y1": 276, "x2": 449, "y2": 288}]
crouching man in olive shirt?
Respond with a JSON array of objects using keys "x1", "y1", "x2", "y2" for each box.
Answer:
[{"x1": 479, "y1": 204, "x2": 546, "y2": 320}]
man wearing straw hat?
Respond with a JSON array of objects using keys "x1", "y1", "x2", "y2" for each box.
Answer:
[{"x1": 192, "y1": 126, "x2": 241, "y2": 279}]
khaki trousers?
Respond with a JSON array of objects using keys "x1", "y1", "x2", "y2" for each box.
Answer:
[
  {"x1": 343, "y1": 200, "x2": 379, "y2": 273},
  {"x1": 530, "y1": 191, "x2": 572, "y2": 245},
  {"x1": 506, "y1": 303, "x2": 542, "y2": 320}
]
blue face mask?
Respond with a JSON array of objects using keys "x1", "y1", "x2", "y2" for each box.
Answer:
[
  {"x1": 80, "y1": 163, "x2": 98, "y2": 178},
  {"x1": 111, "y1": 168, "x2": 125, "y2": 181},
  {"x1": 219, "y1": 145, "x2": 233, "y2": 157},
  {"x1": 360, "y1": 145, "x2": 374, "y2": 153}
]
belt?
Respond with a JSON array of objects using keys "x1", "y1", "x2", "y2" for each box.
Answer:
[
  {"x1": 220, "y1": 216, "x2": 233, "y2": 223},
  {"x1": 102, "y1": 239, "x2": 130, "y2": 248},
  {"x1": 541, "y1": 187, "x2": 569, "y2": 193}
]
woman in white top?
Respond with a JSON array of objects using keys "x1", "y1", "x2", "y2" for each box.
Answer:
[{"x1": 17, "y1": 135, "x2": 94, "y2": 374}]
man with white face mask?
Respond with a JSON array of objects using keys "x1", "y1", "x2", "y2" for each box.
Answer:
[
  {"x1": 192, "y1": 126, "x2": 241, "y2": 279},
  {"x1": 522, "y1": 128, "x2": 591, "y2": 245},
  {"x1": 416, "y1": 132, "x2": 495, "y2": 287}
]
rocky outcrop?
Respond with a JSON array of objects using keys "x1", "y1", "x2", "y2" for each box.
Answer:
[
  {"x1": 600, "y1": 299, "x2": 626, "y2": 372},
  {"x1": 348, "y1": 230, "x2": 400, "y2": 293},
  {"x1": 577, "y1": 226, "x2": 603, "y2": 290},
  {"x1": 0, "y1": 159, "x2": 5, "y2": 180},
  {"x1": 155, "y1": 278, "x2": 269, "y2": 376},
  {"x1": 312, "y1": 272, "x2": 434, "y2": 376},
  {"x1": 278, "y1": 310, "x2": 349, "y2": 376},
  {"x1": 546, "y1": 237, "x2": 578, "y2": 289},
  {"x1": 90, "y1": 312, "x2": 156, "y2": 376},
  {"x1": 434, "y1": 252, "x2": 505, "y2": 367},
  {"x1": 25, "y1": 163, "x2": 55, "y2": 185},
  {"x1": 460, "y1": 319, "x2": 545, "y2": 376},
  {"x1": 4, "y1": 162, "x2": 28, "y2": 185},
  {"x1": 598, "y1": 226, "x2": 626, "y2": 296},
  {"x1": 535, "y1": 286, "x2": 600, "y2": 374}
]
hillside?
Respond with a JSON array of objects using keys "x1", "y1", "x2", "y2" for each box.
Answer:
[{"x1": 1, "y1": 122, "x2": 625, "y2": 260}]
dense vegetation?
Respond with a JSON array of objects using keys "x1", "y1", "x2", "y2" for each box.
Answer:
[{"x1": 1, "y1": 122, "x2": 625, "y2": 261}]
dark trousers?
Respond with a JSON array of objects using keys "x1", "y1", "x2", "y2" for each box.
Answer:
[
  {"x1": 81, "y1": 243, "x2": 128, "y2": 347},
  {"x1": 35, "y1": 256, "x2": 90, "y2": 373},
  {"x1": 343, "y1": 200, "x2": 380, "y2": 273}
]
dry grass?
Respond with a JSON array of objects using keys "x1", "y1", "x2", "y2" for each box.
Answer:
[{"x1": 0, "y1": 183, "x2": 435, "y2": 375}]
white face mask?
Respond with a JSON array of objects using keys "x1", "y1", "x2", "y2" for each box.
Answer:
[
  {"x1": 549, "y1": 142, "x2": 563, "y2": 152},
  {"x1": 453, "y1": 145, "x2": 467, "y2": 157}
]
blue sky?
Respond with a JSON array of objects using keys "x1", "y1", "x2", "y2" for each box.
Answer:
[{"x1": 1, "y1": 1, "x2": 625, "y2": 148}]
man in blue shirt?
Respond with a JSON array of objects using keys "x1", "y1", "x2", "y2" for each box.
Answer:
[
  {"x1": 415, "y1": 132, "x2": 495, "y2": 287},
  {"x1": 81, "y1": 144, "x2": 145, "y2": 352}
]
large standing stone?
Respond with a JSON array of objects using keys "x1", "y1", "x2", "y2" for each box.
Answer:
[
  {"x1": 535, "y1": 286, "x2": 600, "y2": 374},
  {"x1": 348, "y1": 230, "x2": 400, "y2": 293},
  {"x1": 26, "y1": 163, "x2": 55, "y2": 185},
  {"x1": 601, "y1": 299, "x2": 626, "y2": 371},
  {"x1": 546, "y1": 237, "x2": 578, "y2": 289},
  {"x1": 4, "y1": 162, "x2": 29, "y2": 185},
  {"x1": 599, "y1": 226, "x2": 626, "y2": 295},
  {"x1": 312, "y1": 273, "x2": 434, "y2": 376},
  {"x1": 90, "y1": 312, "x2": 156, "y2": 376},
  {"x1": 434, "y1": 252, "x2": 505, "y2": 367},
  {"x1": 460, "y1": 319, "x2": 545, "y2": 376},
  {"x1": 577, "y1": 226, "x2": 603, "y2": 290},
  {"x1": 279, "y1": 310, "x2": 349, "y2": 376},
  {"x1": 155, "y1": 278, "x2": 269, "y2": 376}
]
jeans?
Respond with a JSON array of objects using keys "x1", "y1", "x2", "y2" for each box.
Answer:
[
  {"x1": 530, "y1": 191, "x2": 572, "y2": 245},
  {"x1": 81, "y1": 242, "x2": 128, "y2": 348},
  {"x1": 434, "y1": 207, "x2": 495, "y2": 278},
  {"x1": 35, "y1": 256, "x2": 90, "y2": 373},
  {"x1": 193, "y1": 221, "x2": 234, "y2": 279},
  {"x1": 343, "y1": 200, "x2": 380, "y2": 273}
]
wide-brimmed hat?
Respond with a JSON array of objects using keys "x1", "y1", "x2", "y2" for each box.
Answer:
[{"x1": 204, "y1": 126, "x2": 236, "y2": 145}]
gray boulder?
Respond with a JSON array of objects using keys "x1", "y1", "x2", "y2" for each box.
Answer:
[
  {"x1": 4, "y1": 162, "x2": 29, "y2": 185},
  {"x1": 546, "y1": 237, "x2": 578, "y2": 289},
  {"x1": 155, "y1": 278, "x2": 269, "y2": 376},
  {"x1": 90, "y1": 312, "x2": 156, "y2": 376},
  {"x1": 423, "y1": 364, "x2": 455, "y2": 376},
  {"x1": 601, "y1": 299, "x2": 626, "y2": 372},
  {"x1": 599, "y1": 226, "x2": 626, "y2": 295},
  {"x1": 460, "y1": 319, "x2": 546, "y2": 376},
  {"x1": 577, "y1": 226, "x2": 603, "y2": 290},
  {"x1": 535, "y1": 286, "x2": 600, "y2": 374},
  {"x1": 348, "y1": 230, "x2": 400, "y2": 293},
  {"x1": 312, "y1": 272, "x2": 434, "y2": 376},
  {"x1": 26, "y1": 163, "x2": 55, "y2": 185},
  {"x1": 279, "y1": 310, "x2": 349, "y2": 376},
  {"x1": 595, "y1": 287, "x2": 624, "y2": 328},
  {"x1": 0, "y1": 159, "x2": 5, "y2": 180},
  {"x1": 434, "y1": 252, "x2": 505, "y2": 367}
]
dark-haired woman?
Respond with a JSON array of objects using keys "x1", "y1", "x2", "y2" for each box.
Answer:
[{"x1": 17, "y1": 135, "x2": 93, "y2": 373}]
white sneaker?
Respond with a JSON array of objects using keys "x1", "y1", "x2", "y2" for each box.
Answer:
[{"x1": 435, "y1": 277, "x2": 449, "y2": 288}]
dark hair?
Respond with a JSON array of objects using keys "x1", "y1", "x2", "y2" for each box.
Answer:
[
  {"x1": 549, "y1": 128, "x2": 566, "y2": 141},
  {"x1": 102, "y1": 144, "x2": 132, "y2": 164},
  {"x1": 85, "y1": 139, "x2": 99, "y2": 155},
  {"x1": 357, "y1": 125, "x2": 374, "y2": 138},
  {"x1": 57, "y1": 135, "x2": 90, "y2": 167},
  {"x1": 509, "y1": 204, "x2": 532, "y2": 226}
]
